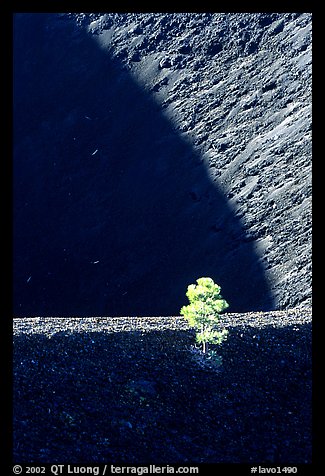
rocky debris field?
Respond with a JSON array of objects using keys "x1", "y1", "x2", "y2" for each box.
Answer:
[
  {"x1": 13, "y1": 12, "x2": 312, "y2": 316},
  {"x1": 77, "y1": 12, "x2": 312, "y2": 311},
  {"x1": 13, "y1": 308, "x2": 312, "y2": 464}
]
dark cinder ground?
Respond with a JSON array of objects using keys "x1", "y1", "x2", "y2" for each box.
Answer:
[{"x1": 13, "y1": 309, "x2": 312, "y2": 464}]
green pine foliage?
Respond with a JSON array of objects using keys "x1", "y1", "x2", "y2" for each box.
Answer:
[{"x1": 180, "y1": 277, "x2": 229, "y2": 354}]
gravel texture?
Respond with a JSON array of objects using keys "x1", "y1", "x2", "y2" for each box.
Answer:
[{"x1": 13, "y1": 309, "x2": 312, "y2": 464}]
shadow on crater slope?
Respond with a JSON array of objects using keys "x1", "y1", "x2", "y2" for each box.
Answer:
[{"x1": 13, "y1": 13, "x2": 274, "y2": 316}]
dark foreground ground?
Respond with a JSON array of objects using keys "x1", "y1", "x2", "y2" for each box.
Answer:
[{"x1": 13, "y1": 309, "x2": 312, "y2": 464}]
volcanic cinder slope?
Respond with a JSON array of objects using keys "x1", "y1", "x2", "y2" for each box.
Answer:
[{"x1": 13, "y1": 13, "x2": 312, "y2": 316}]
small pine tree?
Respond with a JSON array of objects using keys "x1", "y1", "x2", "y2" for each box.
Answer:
[{"x1": 180, "y1": 277, "x2": 229, "y2": 354}]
